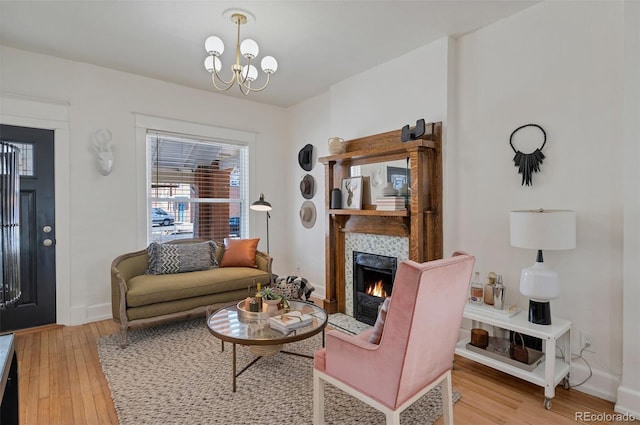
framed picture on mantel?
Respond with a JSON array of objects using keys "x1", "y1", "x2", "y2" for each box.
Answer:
[{"x1": 341, "y1": 176, "x2": 363, "y2": 209}]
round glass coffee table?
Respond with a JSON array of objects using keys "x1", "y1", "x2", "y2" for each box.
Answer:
[{"x1": 207, "y1": 300, "x2": 328, "y2": 392}]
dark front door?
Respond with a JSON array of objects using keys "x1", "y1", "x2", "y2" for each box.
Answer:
[{"x1": 0, "y1": 124, "x2": 56, "y2": 332}]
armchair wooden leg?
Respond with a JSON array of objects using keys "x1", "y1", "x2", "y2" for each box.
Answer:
[
  {"x1": 441, "y1": 370, "x2": 453, "y2": 425},
  {"x1": 313, "y1": 370, "x2": 325, "y2": 425}
]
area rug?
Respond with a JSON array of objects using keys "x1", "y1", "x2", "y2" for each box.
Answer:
[
  {"x1": 98, "y1": 319, "x2": 460, "y2": 425},
  {"x1": 327, "y1": 312, "x2": 373, "y2": 335}
]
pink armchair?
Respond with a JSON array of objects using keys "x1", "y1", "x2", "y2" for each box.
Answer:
[{"x1": 313, "y1": 254, "x2": 475, "y2": 425}]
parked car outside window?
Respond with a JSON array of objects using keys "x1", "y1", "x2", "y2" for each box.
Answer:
[
  {"x1": 152, "y1": 207, "x2": 175, "y2": 226},
  {"x1": 229, "y1": 216, "x2": 240, "y2": 235}
]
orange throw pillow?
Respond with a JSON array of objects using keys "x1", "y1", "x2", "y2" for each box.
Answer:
[{"x1": 220, "y1": 238, "x2": 259, "y2": 268}]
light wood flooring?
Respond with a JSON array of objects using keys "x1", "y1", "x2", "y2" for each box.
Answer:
[{"x1": 12, "y1": 319, "x2": 635, "y2": 425}]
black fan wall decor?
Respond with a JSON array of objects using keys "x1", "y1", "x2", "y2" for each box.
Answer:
[{"x1": 509, "y1": 123, "x2": 547, "y2": 186}]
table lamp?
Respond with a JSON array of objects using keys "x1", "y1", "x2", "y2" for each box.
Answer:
[{"x1": 510, "y1": 209, "x2": 576, "y2": 325}]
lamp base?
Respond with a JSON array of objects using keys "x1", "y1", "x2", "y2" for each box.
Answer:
[{"x1": 528, "y1": 300, "x2": 552, "y2": 325}]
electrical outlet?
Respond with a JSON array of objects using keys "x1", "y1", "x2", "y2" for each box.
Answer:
[{"x1": 581, "y1": 332, "x2": 594, "y2": 352}]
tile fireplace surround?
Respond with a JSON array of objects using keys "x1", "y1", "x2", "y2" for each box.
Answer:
[{"x1": 344, "y1": 233, "x2": 409, "y2": 316}]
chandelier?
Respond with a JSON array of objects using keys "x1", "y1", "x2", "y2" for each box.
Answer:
[{"x1": 204, "y1": 10, "x2": 278, "y2": 96}]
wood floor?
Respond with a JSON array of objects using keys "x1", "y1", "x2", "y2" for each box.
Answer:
[{"x1": 12, "y1": 319, "x2": 634, "y2": 425}]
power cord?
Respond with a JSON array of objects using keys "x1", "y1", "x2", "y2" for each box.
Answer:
[{"x1": 555, "y1": 344, "x2": 593, "y2": 388}]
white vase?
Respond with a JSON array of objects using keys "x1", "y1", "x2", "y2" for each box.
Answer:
[
  {"x1": 382, "y1": 182, "x2": 398, "y2": 196},
  {"x1": 328, "y1": 137, "x2": 345, "y2": 154},
  {"x1": 263, "y1": 299, "x2": 280, "y2": 314}
]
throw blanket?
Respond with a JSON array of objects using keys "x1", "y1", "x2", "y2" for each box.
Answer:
[{"x1": 273, "y1": 275, "x2": 315, "y2": 300}]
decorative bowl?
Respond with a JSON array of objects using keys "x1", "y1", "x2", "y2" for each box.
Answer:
[{"x1": 236, "y1": 301, "x2": 286, "y2": 322}]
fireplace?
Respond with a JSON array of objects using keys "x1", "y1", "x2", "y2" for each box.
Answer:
[{"x1": 353, "y1": 251, "x2": 397, "y2": 325}]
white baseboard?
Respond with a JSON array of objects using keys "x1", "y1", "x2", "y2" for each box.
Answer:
[
  {"x1": 87, "y1": 302, "x2": 113, "y2": 323},
  {"x1": 69, "y1": 305, "x2": 86, "y2": 325},
  {"x1": 570, "y1": 362, "x2": 619, "y2": 402},
  {"x1": 69, "y1": 303, "x2": 112, "y2": 325},
  {"x1": 311, "y1": 282, "x2": 326, "y2": 300},
  {"x1": 615, "y1": 386, "x2": 640, "y2": 418}
]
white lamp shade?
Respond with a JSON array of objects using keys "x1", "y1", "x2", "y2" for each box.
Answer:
[
  {"x1": 241, "y1": 64, "x2": 258, "y2": 82},
  {"x1": 240, "y1": 39, "x2": 259, "y2": 59},
  {"x1": 261, "y1": 56, "x2": 278, "y2": 74},
  {"x1": 204, "y1": 56, "x2": 222, "y2": 73},
  {"x1": 205, "y1": 36, "x2": 224, "y2": 56},
  {"x1": 510, "y1": 209, "x2": 576, "y2": 250},
  {"x1": 520, "y1": 262, "x2": 560, "y2": 301},
  {"x1": 250, "y1": 203, "x2": 272, "y2": 212}
]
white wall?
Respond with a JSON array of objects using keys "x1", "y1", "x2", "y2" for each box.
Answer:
[
  {"x1": 284, "y1": 92, "x2": 330, "y2": 295},
  {"x1": 617, "y1": 0, "x2": 640, "y2": 417},
  {"x1": 455, "y1": 1, "x2": 625, "y2": 401},
  {"x1": 0, "y1": 46, "x2": 288, "y2": 325}
]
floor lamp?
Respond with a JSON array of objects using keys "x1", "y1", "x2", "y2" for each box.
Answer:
[
  {"x1": 250, "y1": 193, "x2": 272, "y2": 254},
  {"x1": 510, "y1": 209, "x2": 576, "y2": 325}
]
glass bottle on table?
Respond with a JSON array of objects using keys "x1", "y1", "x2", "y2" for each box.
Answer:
[
  {"x1": 484, "y1": 272, "x2": 496, "y2": 305},
  {"x1": 255, "y1": 282, "x2": 263, "y2": 312},
  {"x1": 470, "y1": 272, "x2": 483, "y2": 304},
  {"x1": 493, "y1": 275, "x2": 505, "y2": 310}
]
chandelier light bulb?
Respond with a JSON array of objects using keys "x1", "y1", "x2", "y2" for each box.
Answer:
[
  {"x1": 205, "y1": 36, "x2": 224, "y2": 56},
  {"x1": 242, "y1": 64, "x2": 258, "y2": 82},
  {"x1": 240, "y1": 39, "x2": 259, "y2": 59},
  {"x1": 260, "y1": 56, "x2": 278, "y2": 74},
  {"x1": 204, "y1": 56, "x2": 222, "y2": 73},
  {"x1": 204, "y1": 56, "x2": 213, "y2": 72}
]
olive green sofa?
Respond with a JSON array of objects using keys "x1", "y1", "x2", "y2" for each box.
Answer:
[{"x1": 111, "y1": 238, "x2": 272, "y2": 347}]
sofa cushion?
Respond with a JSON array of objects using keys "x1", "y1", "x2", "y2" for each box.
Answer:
[
  {"x1": 146, "y1": 240, "x2": 218, "y2": 275},
  {"x1": 127, "y1": 267, "x2": 270, "y2": 307},
  {"x1": 220, "y1": 238, "x2": 259, "y2": 268}
]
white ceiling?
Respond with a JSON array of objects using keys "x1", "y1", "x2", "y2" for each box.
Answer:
[{"x1": 0, "y1": 1, "x2": 537, "y2": 108}]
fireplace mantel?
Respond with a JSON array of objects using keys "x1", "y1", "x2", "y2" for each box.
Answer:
[{"x1": 319, "y1": 122, "x2": 443, "y2": 313}]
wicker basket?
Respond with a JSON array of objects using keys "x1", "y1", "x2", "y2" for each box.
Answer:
[{"x1": 249, "y1": 344, "x2": 283, "y2": 356}]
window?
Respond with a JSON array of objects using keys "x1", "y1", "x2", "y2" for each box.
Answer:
[
  {"x1": 1, "y1": 142, "x2": 34, "y2": 176},
  {"x1": 147, "y1": 131, "x2": 249, "y2": 243}
]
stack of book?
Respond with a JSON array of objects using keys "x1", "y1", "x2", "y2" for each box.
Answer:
[
  {"x1": 375, "y1": 196, "x2": 406, "y2": 211},
  {"x1": 269, "y1": 311, "x2": 313, "y2": 333}
]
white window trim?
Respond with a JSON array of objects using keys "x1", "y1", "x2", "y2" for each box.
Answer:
[{"x1": 134, "y1": 113, "x2": 256, "y2": 247}]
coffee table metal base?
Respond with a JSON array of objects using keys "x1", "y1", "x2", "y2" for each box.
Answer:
[{"x1": 222, "y1": 337, "x2": 322, "y2": 392}]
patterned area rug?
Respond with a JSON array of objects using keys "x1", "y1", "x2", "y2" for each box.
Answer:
[{"x1": 98, "y1": 319, "x2": 460, "y2": 425}]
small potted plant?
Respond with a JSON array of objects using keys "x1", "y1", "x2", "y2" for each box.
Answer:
[{"x1": 261, "y1": 287, "x2": 287, "y2": 313}]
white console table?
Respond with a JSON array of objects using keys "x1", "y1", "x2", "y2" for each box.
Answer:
[{"x1": 455, "y1": 304, "x2": 571, "y2": 409}]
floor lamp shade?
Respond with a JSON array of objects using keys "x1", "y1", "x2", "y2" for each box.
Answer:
[{"x1": 510, "y1": 209, "x2": 576, "y2": 325}]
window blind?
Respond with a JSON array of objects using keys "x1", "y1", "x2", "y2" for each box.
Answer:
[{"x1": 147, "y1": 131, "x2": 248, "y2": 243}]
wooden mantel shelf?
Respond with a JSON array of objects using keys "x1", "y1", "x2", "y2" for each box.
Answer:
[
  {"x1": 318, "y1": 138, "x2": 437, "y2": 164},
  {"x1": 322, "y1": 121, "x2": 443, "y2": 314}
]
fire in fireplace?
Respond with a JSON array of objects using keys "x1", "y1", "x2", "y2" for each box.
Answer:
[{"x1": 353, "y1": 251, "x2": 397, "y2": 325}]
